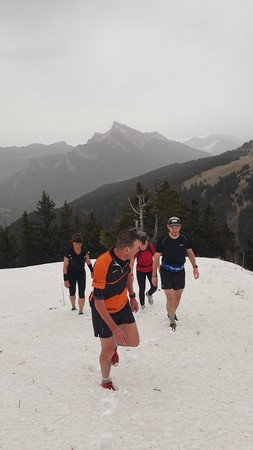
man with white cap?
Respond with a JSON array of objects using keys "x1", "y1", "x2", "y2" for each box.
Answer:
[{"x1": 152, "y1": 216, "x2": 199, "y2": 330}]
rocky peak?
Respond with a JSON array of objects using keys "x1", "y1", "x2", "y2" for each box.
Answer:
[{"x1": 89, "y1": 121, "x2": 168, "y2": 151}]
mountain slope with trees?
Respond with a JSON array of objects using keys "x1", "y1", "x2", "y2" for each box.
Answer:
[
  {"x1": 68, "y1": 140, "x2": 253, "y2": 251},
  {"x1": 3, "y1": 182, "x2": 240, "y2": 270},
  {"x1": 4, "y1": 141, "x2": 253, "y2": 271}
]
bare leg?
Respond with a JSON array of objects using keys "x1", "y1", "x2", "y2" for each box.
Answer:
[
  {"x1": 100, "y1": 337, "x2": 116, "y2": 380},
  {"x1": 164, "y1": 289, "x2": 184, "y2": 320},
  {"x1": 99, "y1": 323, "x2": 139, "y2": 380},
  {"x1": 174, "y1": 290, "x2": 182, "y2": 313},
  {"x1": 78, "y1": 298, "x2": 85, "y2": 313}
]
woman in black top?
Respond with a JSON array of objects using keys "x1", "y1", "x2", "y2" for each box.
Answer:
[{"x1": 63, "y1": 233, "x2": 93, "y2": 314}]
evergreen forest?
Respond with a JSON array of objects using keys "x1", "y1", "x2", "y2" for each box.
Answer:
[{"x1": 1, "y1": 182, "x2": 252, "y2": 271}]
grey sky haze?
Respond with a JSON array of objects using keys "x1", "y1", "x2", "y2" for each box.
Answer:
[{"x1": 0, "y1": 0, "x2": 252, "y2": 146}]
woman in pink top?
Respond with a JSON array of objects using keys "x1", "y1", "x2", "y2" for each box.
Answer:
[{"x1": 134, "y1": 234, "x2": 157, "y2": 309}]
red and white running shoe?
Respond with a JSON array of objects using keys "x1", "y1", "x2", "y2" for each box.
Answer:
[{"x1": 102, "y1": 381, "x2": 116, "y2": 391}]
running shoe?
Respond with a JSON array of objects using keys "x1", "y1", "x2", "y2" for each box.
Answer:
[
  {"x1": 111, "y1": 349, "x2": 119, "y2": 366},
  {"x1": 146, "y1": 292, "x2": 154, "y2": 305},
  {"x1": 102, "y1": 381, "x2": 116, "y2": 391},
  {"x1": 71, "y1": 306, "x2": 77, "y2": 311},
  {"x1": 168, "y1": 314, "x2": 178, "y2": 321}
]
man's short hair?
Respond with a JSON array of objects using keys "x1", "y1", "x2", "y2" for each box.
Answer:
[{"x1": 116, "y1": 230, "x2": 141, "y2": 249}]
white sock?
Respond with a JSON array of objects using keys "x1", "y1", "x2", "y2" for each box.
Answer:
[{"x1": 102, "y1": 377, "x2": 111, "y2": 384}]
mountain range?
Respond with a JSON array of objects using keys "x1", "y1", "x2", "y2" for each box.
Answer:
[
  {"x1": 184, "y1": 135, "x2": 243, "y2": 155},
  {"x1": 1, "y1": 123, "x2": 246, "y2": 232},
  {"x1": 0, "y1": 121, "x2": 209, "y2": 225},
  {"x1": 0, "y1": 141, "x2": 73, "y2": 184}
]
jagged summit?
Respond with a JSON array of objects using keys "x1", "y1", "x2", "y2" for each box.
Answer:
[
  {"x1": 90, "y1": 121, "x2": 168, "y2": 149},
  {"x1": 112, "y1": 120, "x2": 126, "y2": 129},
  {"x1": 112, "y1": 120, "x2": 168, "y2": 140}
]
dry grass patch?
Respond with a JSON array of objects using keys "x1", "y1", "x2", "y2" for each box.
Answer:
[{"x1": 183, "y1": 155, "x2": 253, "y2": 189}]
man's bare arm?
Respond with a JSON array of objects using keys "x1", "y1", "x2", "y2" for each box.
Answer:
[{"x1": 152, "y1": 252, "x2": 161, "y2": 286}]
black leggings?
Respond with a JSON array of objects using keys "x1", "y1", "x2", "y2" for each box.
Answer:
[
  {"x1": 68, "y1": 272, "x2": 86, "y2": 299},
  {"x1": 136, "y1": 270, "x2": 157, "y2": 306}
]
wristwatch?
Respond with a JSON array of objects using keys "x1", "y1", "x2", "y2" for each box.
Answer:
[
  {"x1": 129, "y1": 293, "x2": 136, "y2": 298},
  {"x1": 193, "y1": 265, "x2": 198, "y2": 269}
]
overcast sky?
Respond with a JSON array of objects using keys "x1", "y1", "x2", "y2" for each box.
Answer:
[{"x1": 0, "y1": 0, "x2": 252, "y2": 147}]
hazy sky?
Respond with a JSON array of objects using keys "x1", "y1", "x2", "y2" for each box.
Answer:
[{"x1": 0, "y1": 0, "x2": 252, "y2": 147}]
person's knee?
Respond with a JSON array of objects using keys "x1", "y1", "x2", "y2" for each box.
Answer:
[{"x1": 101, "y1": 346, "x2": 115, "y2": 361}]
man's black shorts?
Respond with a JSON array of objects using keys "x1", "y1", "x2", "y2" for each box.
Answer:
[
  {"x1": 91, "y1": 301, "x2": 135, "y2": 338},
  {"x1": 160, "y1": 266, "x2": 185, "y2": 290}
]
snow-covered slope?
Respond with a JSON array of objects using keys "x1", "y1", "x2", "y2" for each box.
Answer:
[{"x1": 1, "y1": 258, "x2": 252, "y2": 450}]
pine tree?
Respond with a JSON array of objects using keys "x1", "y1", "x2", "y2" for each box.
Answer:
[
  {"x1": 185, "y1": 200, "x2": 205, "y2": 255},
  {"x1": 35, "y1": 191, "x2": 58, "y2": 263},
  {"x1": 220, "y1": 221, "x2": 236, "y2": 261},
  {"x1": 57, "y1": 201, "x2": 74, "y2": 258},
  {"x1": 82, "y1": 211, "x2": 105, "y2": 258},
  {"x1": 99, "y1": 228, "x2": 116, "y2": 250},
  {"x1": 73, "y1": 214, "x2": 83, "y2": 235},
  {"x1": 99, "y1": 209, "x2": 135, "y2": 249},
  {"x1": 150, "y1": 180, "x2": 186, "y2": 239},
  {"x1": 186, "y1": 199, "x2": 201, "y2": 230},
  {"x1": 36, "y1": 191, "x2": 56, "y2": 232},
  {"x1": 0, "y1": 226, "x2": 17, "y2": 268},
  {"x1": 20, "y1": 210, "x2": 38, "y2": 266},
  {"x1": 198, "y1": 204, "x2": 221, "y2": 257}
]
